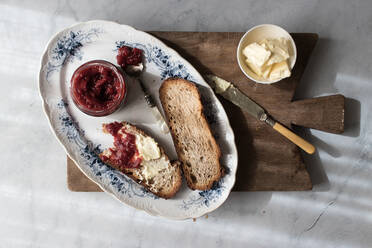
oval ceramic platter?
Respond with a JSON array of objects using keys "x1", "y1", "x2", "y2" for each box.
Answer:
[{"x1": 39, "y1": 20, "x2": 237, "y2": 220}]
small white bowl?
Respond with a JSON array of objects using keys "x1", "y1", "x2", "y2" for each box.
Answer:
[{"x1": 237, "y1": 24, "x2": 297, "y2": 84}]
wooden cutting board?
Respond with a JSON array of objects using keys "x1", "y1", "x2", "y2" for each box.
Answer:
[{"x1": 67, "y1": 32, "x2": 344, "y2": 192}]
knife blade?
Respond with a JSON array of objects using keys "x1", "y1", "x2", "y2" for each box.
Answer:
[
  {"x1": 138, "y1": 78, "x2": 169, "y2": 134},
  {"x1": 205, "y1": 75, "x2": 315, "y2": 154}
]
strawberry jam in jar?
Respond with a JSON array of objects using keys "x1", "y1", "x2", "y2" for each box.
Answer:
[{"x1": 70, "y1": 60, "x2": 126, "y2": 116}]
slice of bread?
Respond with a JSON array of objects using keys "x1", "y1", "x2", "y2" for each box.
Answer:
[
  {"x1": 99, "y1": 121, "x2": 182, "y2": 199},
  {"x1": 159, "y1": 78, "x2": 222, "y2": 190}
]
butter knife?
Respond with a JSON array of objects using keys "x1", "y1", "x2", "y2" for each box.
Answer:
[
  {"x1": 205, "y1": 75, "x2": 315, "y2": 154},
  {"x1": 138, "y1": 78, "x2": 169, "y2": 134},
  {"x1": 125, "y1": 64, "x2": 169, "y2": 134}
]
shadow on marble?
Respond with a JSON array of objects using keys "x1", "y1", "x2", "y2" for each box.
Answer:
[
  {"x1": 289, "y1": 37, "x2": 361, "y2": 192},
  {"x1": 295, "y1": 127, "x2": 330, "y2": 192},
  {"x1": 343, "y1": 97, "x2": 361, "y2": 137},
  {"x1": 294, "y1": 38, "x2": 340, "y2": 100},
  {"x1": 303, "y1": 152, "x2": 330, "y2": 191},
  {"x1": 298, "y1": 97, "x2": 361, "y2": 191},
  {"x1": 284, "y1": 97, "x2": 361, "y2": 192},
  {"x1": 307, "y1": 134, "x2": 341, "y2": 158}
]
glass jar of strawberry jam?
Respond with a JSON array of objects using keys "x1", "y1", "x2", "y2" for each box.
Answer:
[{"x1": 70, "y1": 60, "x2": 126, "y2": 117}]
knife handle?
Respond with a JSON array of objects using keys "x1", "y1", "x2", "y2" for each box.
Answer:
[{"x1": 273, "y1": 122, "x2": 316, "y2": 154}]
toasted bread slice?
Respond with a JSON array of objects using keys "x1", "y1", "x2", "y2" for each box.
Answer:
[
  {"x1": 159, "y1": 78, "x2": 222, "y2": 190},
  {"x1": 99, "y1": 121, "x2": 182, "y2": 199}
]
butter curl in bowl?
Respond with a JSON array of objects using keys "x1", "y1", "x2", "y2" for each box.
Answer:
[{"x1": 237, "y1": 24, "x2": 297, "y2": 84}]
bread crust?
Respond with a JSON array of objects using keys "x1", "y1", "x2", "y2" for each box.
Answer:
[
  {"x1": 100, "y1": 121, "x2": 182, "y2": 199},
  {"x1": 159, "y1": 78, "x2": 222, "y2": 190}
]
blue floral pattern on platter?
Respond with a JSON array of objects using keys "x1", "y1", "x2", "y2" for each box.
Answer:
[
  {"x1": 57, "y1": 99, "x2": 157, "y2": 199},
  {"x1": 40, "y1": 21, "x2": 237, "y2": 219},
  {"x1": 180, "y1": 180, "x2": 225, "y2": 210},
  {"x1": 52, "y1": 36, "x2": 222, "y2": 204},
  {"x1": 46, "y1": 28, "x2": 102, "y2": 80}
]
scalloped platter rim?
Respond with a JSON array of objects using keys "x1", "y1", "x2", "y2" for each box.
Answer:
[{"x1": 38, "y1": 20, "x2": 238, "y2": 220}]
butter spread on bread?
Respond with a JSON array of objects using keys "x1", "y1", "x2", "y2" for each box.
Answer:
[{"x1": 99, "y1": 121, "x2": 182, "y2": 199}]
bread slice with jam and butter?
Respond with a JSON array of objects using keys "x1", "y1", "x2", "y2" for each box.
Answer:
[
  {"x1": 99, "y1": 121, "x2": 182, "y2": 199},
  {"x1": 159, "y1": 78, "x2": 223, "y2": 191}
]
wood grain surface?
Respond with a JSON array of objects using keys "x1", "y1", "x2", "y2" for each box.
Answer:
[{"x1": 67, "y1": 32, "x2": 344, "y2": 192}]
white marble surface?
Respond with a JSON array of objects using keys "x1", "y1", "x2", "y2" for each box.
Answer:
[{"x1": 0, "y1": 0, "x2": 371, "y2": 247}]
